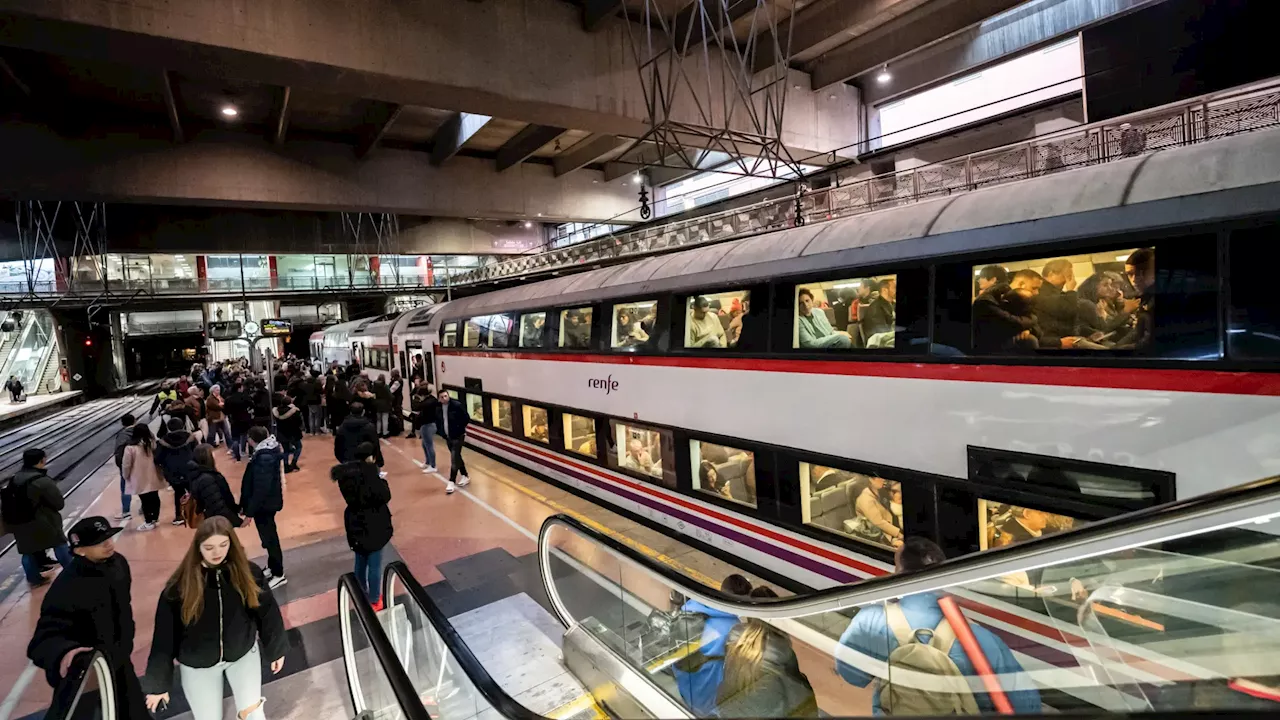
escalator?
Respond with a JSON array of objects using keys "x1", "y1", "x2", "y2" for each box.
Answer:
[
  {"x1": 343, "y1": 474, "x2": 1280, "y2": 719},
  {"x1": 44, "y1": 651, "x2": 121, "y2": 720}
]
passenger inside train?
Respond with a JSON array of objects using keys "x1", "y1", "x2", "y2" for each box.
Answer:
[
  {"x1": 520, "y1": 312, "x2": 546, "y2": 348},
  {"x1": 971, "y1": 247, "x2": 1154, "y2": 352},
  {"x1": 794, "y1": 276, "x2": 897, "y2": 350},
  {"x1": 560, "y1": 307, "x2": 593, "y2": 349},
  {"x1": 691, "y1": 441, "x2": 757, "y2": 507},
  {"x1": 609, "y1": 420, "x2": 676, "y2": 489},
  {"x1": 523, "y1": 405, "x2": 549, "y2": 443},
  {"x1": 613, "y1": 301, "x2": 655, "y2": 349},
  {"x1": 800, "y1": 463, "x2": 904, "y2": 550},
  {"x1": 684, "y1": 291, "x2": 750, "y2": 349},
  {"x1": 563, "y1": 412, "x2": 596, "y2": 456}
]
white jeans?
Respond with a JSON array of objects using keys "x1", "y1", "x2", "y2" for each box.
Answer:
[{"x1": 180, "y1": 643, "x2": 265, "y2": 720}]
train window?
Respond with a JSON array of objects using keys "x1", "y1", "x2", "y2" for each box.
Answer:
[
  {"x1": 969, "y1": 446, "x2": 1172, "y2": 511},
  {"x1": 523, "y1": 405, "x2": 549, "y2": 443},
  {"x1": 442, "y1": 322, "x2": 458, "y2": 348},
  {"x1": 447, "y1": 389, "x2": 459, "y2": 400},
  {"x1": 486, "y1": 314, "x2": 514, "y2": 348},
  {"x1": 491, "y1": 399, "x2": 513, "y2": 431},
  {"x1": 793, "y1": 276, "x2": 897, "y2": 349},
  {"x1": 1228, "y1": 226, "x2": 1280, "y2": 359},
  {"x1": 558, "y1": 307, "x2": 593, "y2": 349},
  {"x1": 685, "y1": 290, "x2": 750, "y2": 349},
  {"x1": 563, "y1": 413, "x2": 597, "y2": 457},
  {"x1": 611, "y1": 300, "x2": 657, "y2": 350},
  {"x1": 607, "y1": 420, "x2": 676, "y2": 489},
  {"x1": 971, "y1": 248, "x2": 1153, "y2": 353},
  {"x1": 799, "y1": 462, "x2": 904, "y2": 550},
  {"x1": 519, "y1": 313, "x2": 547, "y2": 348},
  {"x1": 463, "y1": 318, "x2": 482, "y2": 348},
  {"x1": 978, "y1": 499, "x2": 1079, "y2": 550},
  {"x1": 691, "y1": 441, "x2": 757, "y2": 508},
  {"x1": 465, "y1": 394, "x2": 484, "y2": 423}
]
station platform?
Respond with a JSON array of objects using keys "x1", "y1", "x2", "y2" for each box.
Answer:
[
  {"x1": 0, "y1": 428, "x2": 775, "y2": 720},
  {"x1": 0, "y1": 391, "x2": 82, "y2": 427}
]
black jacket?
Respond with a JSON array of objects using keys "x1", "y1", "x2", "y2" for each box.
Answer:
[
  {"x1": 273, "y1": 405, "x2": 303, "y2": 441},
  {"x1": 372, "y1": 381, "x2": 393, "y2": 414},
  {"x1": 240, "y1": 439, "x2": 284, "y2": 517},
  {"x1": 28, "y1": 554, "x2": 134, "y2": 688},
  {"x1": 715, "y1": 623, "x2": 818, "y2": 719},
  {"x1": 224, "y1": 391, "x2": 254, "y2": 428},
  {"x1": 860, "y1": 296, "x2": 896, "y2": 339},
  {"x1": 1034, "y1": 281, "x2": 1079, "y2": 349},
  {"x1": 335, "y1": 415, "x2": 383, "y2": 465},
  {"x1": 5, "y1": 467, "x2": 67, "y2": 554},
  {"x1": 436, "y1": 399, "x2": 469, "y2": 441},
  {"x1": 143, "y1": 563, "x2": 288, "y2": 694},
  {"x1": 413, "y1": 394, "x2": 440, "y2": 430},
  {"x1": 331, "y1": 461, "x2": 393, "y2": 554},
  {"x1": 187, "y1": 464, "x2": 241, "y2": 526},
  {"x1": 972, "y1": 284, "x2": 1038, "y2": 353},
  {"x1": 155, "y1": 430, "x2": 197, "y2": 490},
  {"x1": 113, "y1": 425, "x2": 134, "y2": 468},
  {"x1": 298, "y1": 378, "x2": 321, "y2": 406}
]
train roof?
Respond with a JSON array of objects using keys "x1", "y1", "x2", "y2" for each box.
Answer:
[
  {"x1": 438, "y1": 125, "x2": 1280, "y2": 321},
  {"x1": 350, "y1": 313, "x2": 402, "y2": 338}
]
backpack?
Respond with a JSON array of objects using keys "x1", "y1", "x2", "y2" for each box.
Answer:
[
  {"x1": 1, "y1": 477, "x2": 37, "y2": 526},
  {"x1": 880, "y1": 603, "x2": 980, "y2": 716}
]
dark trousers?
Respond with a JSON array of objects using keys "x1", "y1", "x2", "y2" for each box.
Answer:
[
  {"x1": 255, "y1": 511, "x2": 284, "y2": 577},
  {"x1": 139, "y1": 492, "x2": 161, "y2": 523},
  {"x1": 282, "y1": 437, "x2": 302, "y2": 469},
  {"x1": 447, "y1": 436, "x2": 468, "y2": 482}
]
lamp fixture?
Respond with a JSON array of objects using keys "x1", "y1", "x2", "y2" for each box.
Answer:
[
  {"x1": 221, "y1": 105, "x2": 239, "y2": 117},
  {"x1": 876, "y1": 65, "x2": 891, "y2": 85}
]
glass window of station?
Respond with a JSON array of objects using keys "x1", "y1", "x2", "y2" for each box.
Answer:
[
  {"x1": 563, "y1": 413, "x2": 596, "y2": 457},
  {"x1": 491, "y1": 399, "x2": 513, "y2": 431},
  {"x1": 971, "y1": 247, "x2": 1154, "y2": 353},
  {"x1": 685, "y1": 290, "x2": 750, "y2": 349},
  {"x1": 611, "y1": 301, "x2": 656, "y2": 350},
  {"x1": 520, "y1": 313, "x2": 546, "y2": 348},
  {"x1": 608, "y1": 420, "x2": 676, "y2": 489},
  {"x1": 465, "y1": 394, "x2": 484, "y2": 423},
  {"x1": 523, "y1": 405, "x2": 549, "y2": 443},
  {"x1": 794, "y1": 275, "x2": 897, "y2": 349},
  {"x1": 690, "y1": 441, "x2": 757, "y2": 508},
  {"x1": 799, "y1": 462, "x2": 904, "y2": 550},
  {"x1": 559, "y1": 307, "x2": 593, "y2": 349}
]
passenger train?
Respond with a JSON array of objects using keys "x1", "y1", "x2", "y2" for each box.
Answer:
[{"x1": 313, "y1": 127, "x2": 1280, "y2": 588}]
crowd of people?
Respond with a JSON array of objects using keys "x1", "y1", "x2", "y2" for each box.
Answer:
[{"x1": 972, "y1": 248, "x2": 1155, "y2": 353}]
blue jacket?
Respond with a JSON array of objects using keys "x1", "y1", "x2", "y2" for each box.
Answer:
[
  {"x1": 836, "y1": 593, "x2": 1041, "y2": 714},
  {"x1": 671, "y1": 600, "x2": 739, "y2": 716},
  {"x1": 240, "y1": 437, "x2": 284, "y2": 517}
]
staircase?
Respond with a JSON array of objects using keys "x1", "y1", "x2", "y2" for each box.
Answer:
[
  {"x1": 0, "y1": 318, "x2": 25, "y2": 380},
  {"x1": 34, "y1": 344, "x2": 62, "y2": 395}
]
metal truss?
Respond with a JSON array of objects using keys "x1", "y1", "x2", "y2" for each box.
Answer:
[
  {"x1": 618, "y1": 0, "x2": 803, "y2": 180},
  {"x1": 6, "y1": 200, "x2": 130, "y2": 318},
  {"x1": 340, "y1": 212, "x2": 401, "y2": 289}
]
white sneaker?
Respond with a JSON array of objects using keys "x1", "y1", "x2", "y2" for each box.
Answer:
[
  {"x1": 457, "y1": 475, "x2": 470, "y2": 488},
  {"x1": 446, "y1": 481, "x2": 456, "y2": 494},
  {"x1": 263, "y1": 568, "x2": 273, "y2": 579},
  {"x1": 136, "y1": 522, "x2": 155, "y2": 531},
  {"x1": 379, "y1": 471, "x2": 388, "y2": 479},
  {"x1": 172, "y1": 518, "x2": 186, "y2": 526},
  {"x1": 115, "y1": 511, "x2": 131, "y2": 521},
  {"x1": 268, "y1": 575, "x2": 288, "y2": 590},
  {"x1": 422, "y1": 466, "x2": 436, "y2": 474}
]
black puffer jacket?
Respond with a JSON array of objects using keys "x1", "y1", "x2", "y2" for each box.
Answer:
[
  {"x1": 335, "y1": 415, "x2": 383, "y2": 466},
  {"x1": 187, "y1": 463, "x2": 241, "y2": 526},
  {"x1": 155, "y1": 430, "x2": 197, "y2": 491},
  {"x1": 273, "y1": 405, "x2": 303, "y2": 441},
  {"x1": 5, "y1": 467, "x2": 67, "y2": 554},
  {"x1": 143, "y1": 562, "x2": 288, "y2": 694},
  {"x1": 331, "y1": 461, "x2": 393, "y2": 554},
  {"x1": 372, "y1": 380, "x2": 392, "y2": 414},
  {"x1": 28, "y1": 554, "x2": 134, "y2": 688}
]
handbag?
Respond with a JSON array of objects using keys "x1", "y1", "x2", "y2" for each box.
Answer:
[{"x1": 180, "y1": 492, "x2": 204, "y2": 529}]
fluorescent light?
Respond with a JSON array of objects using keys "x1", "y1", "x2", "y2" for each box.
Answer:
[
  {"x1": 832, "y1": 282, "x2": 861, "y2": 289},
  {"x1": 220, "y1": 106, "x2": 239, "y2": 117},
  {"x1": 876, "y1": 66, "x2": 891, "y2": 85},
  {"x1": 1116, "y1": 254, "x2": 1132, "y2": 262},
  {"x1": 524, "y1": 221, "x2": 532, "y2": 228},
  {"x1": 633, "y1": 173, "x2": 643, "y2": 185}
]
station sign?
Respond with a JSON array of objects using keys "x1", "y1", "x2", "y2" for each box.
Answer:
[
  {"x1": 207, "y1": 320, "x2": 243, "y2": 340},
  {"x1": 261, "y1": 319, "x2": 294, "y2": 337}
]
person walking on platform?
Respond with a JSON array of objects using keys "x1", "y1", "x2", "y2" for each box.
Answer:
[
  {"x1": 225, "y1": 382, "x2": 254, "y2": 462},
  {"x1": 371, "y1": 376, "x2": 393, "y2": 438},
  {"x1": 326, "y1": 371, "x2": 350, "y2": 433},
  {"x1": 2, "y1": 448, "x2": 73, "y2": 586},
  {"x1": 241, "y1": 427, "x2": 287, "y2": 589},
  {"x1": 27, "y1": 516, "x2": 150, "y2": 718},
  {"x1": 149, "y1": 381, "x2": 178, "y2": 417},
  {"x1": 436, "y1": 388, "x2": 470, "y2": 494},
  {"x1": 414, "y1": 385, "x2": 439, "y2": 473},
  {"x1": 331, "y1": 441, "x2": 393, "y2": 611},
  {"x1": 302, "y1": 370, "x2": 324, "y2": 435},
  {"x1": 188, "y1": 444, "x2": 242, "y2": 528},
  {"x1": 113, "y1": 413, "x2": 138, "y2": 521},
  {"x1": 123, "y1": 424, "x2": 167, "y2": 531},
  {"x1": 272, "y1": 395, "x2": 304, "y2": 473},
  {"x1": 156, "y1": 417, "x2": 198, "y2": 527},
  {"x1": 335, "y1": 402, "x2": 384, "y2": 468},
  {"x1": 206, "y1": 385, "x2": 230, "y2": 449},
  {"x1": 143, "y1": 517, "x2": 288, "y2": 720},
  {"x1": 5, "y1": 375, "x2": 23, "y2": 403},
  {"x1": 388, "y1": 369, "x2": 405, "y2": 436}
]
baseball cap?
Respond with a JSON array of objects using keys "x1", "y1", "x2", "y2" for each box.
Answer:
[{"x1": 67, "y1": 516, "x2": 124, "y2": 549}]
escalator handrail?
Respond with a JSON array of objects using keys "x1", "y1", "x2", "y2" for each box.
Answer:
[
  {"x1": 539, "y1": 473, "x2": 1280, "y2": 621},
  {"x1": 381, "y1": 561, "x2": 552, "y2": 720},
  {"x1": 44, "y1": 649, "x2": 113, "y2": 720},
  {"x1": 337, "y1": 572, "x2": 432, "y2": 720}
]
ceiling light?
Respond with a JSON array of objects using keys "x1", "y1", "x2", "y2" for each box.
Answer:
[
  {"x1": 221, "y1": 105, "x2": 239, "y2": 117},
  {"x1": 633, "y1": 173, "x2": 643, "y2": 185},
  {"x1": 876, "y1": 66, "x2": 891, "y2": 85}
]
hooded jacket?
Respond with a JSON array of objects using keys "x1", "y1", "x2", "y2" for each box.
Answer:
[
  {"x1": 28, "y1": 554, "x2": 134, "y2": 688},
  {"x1": 155, "y1": 429, "x2": 197, "y2": 490},
  {"x1": 372, "y1": 380, "x2": 393, "y2": 414},
  {"x1": 224, "y1": 389, "x2": 254, "y2": 428},
  {"x1": 187, "y1": 462, "x2": 241, "y2": 526},
  {"x1": 335, "y1": 415, "x2": 383, "y2": 466},
  {"x1": 331, "y1": 461, "x2": 393, "y2": 554},
  {"x1": 671, "y1": 599, "x2": 740, "y2": 716},
  {"x1": 240, "y1": 436, "x2": 284, "y2": 517},
  {"x1": 142, "y1": 562, "x2": 288, "y2": 694},
  {"x1": 113, "y1": 424, "x2": 135, "y2": 469},
  {"x1": 4, "y1": 467, "x2": 67, "y2": 554},
  {"x1": 272, "y1": 404, "x2": 303, "y2": 441}
]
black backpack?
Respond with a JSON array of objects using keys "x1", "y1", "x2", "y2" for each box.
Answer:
[{"x1": 1, "y1": 477, "x2": 36, "y2": 525}]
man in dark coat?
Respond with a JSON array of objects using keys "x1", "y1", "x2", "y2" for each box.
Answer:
[
  {"x1": 436, "y1": 389, "x2": 470, "y2": 495},
  {"x1": 3, "y1": 448, "x2": 72, "y2": 585},
  {"x1": 372, "y1": 376, "x2": 393, "y2": 438},
  {"x1": 859, "y1": 277, "x2": 897, "y2": 345},
  {"x1": 154, "y1": 418, "x2": 197, "y2": 526},
  {"x1": 972, "y1": 271, "x2": 1042, "y2": 353},
  {"x1": 241, "y1": 426, "x2": 287, "y2": 588},
  {"x1": 1035, "y1": 258, "x2": 1105, "y2": 350},
  {"x1": 27, "y1": 516, "x2": 149, "y2": 717},
  {"x1": 335, "y1": 402, "x2": 383, "y2": 467},
  {"x1": 331, "y1": 442, "x2": 393, "y2": 607},
  {"x1": 223, "y1": 382, "x2": 255, "y2": 461}
]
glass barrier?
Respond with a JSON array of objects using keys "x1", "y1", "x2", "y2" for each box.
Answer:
[
  {"x1": 338, "y1": 575, "x2": 431, "y2": 720},
  {"x1": 44, "y1": 650, "x2": 117, "y2": 720},
  {"x1": 538, "y1": 476, "x2": 1280, "y2": 717}
]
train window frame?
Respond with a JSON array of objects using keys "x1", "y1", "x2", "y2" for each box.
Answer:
[
  {"x1": 795, "y1": 459, "x2": 908, "y2": 554},
  {"x1": 561, "y1": 410, "x2": 600, "y2": 460},
  {"x1": 673, "y1": 283, "x2": 771, "y2": 354},
  {"x1": 608, "y1": 298, "x2": 659, "y2": 352},
  {"x1": 464, "y1": 392, "x2": 485, "y2": 425},
  {"x1": 784, "y1": 270, "x2": 905, "y2": 354},
  {"x1": 1226, "y1": 224, "x2": 1280, "y2": 362},
  {"x1": 441, "y1": 322, "x2": 458, "y2": 348},
  {"x1": 518, "y1": 311, "x2": 549, "y2": 349},
  {"x1": 490, "y1": 397, "x2": 514, "y2": 433},
  {"x1": 557, "y1": 306, "x2": 596, "y2": 350},
  {"x1": 967, "y1": 446, "x2": 1174, "y2": 512},
  {"x1": 606, "y1": 419, "x2": 677, "y2": 490},
  {"x1": 522, "y1": 404, "x2": 550, "y2": 444},
  {"x1": 485, "y1": 313, "x2": 515, "y2": 349},
  {"x1": 462, "y1": 318, "x2": 484, "y2": 349},
  {"x1": 688, "y1": 438, "x2": 760, "y2": 510}
]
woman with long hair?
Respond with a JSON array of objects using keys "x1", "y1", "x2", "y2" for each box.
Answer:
[
  {"x1": 331, "y1": 442, "x2": 393, "y2": 610},
  {"x1": 122, "y1": 423, "x2": 167, "y2": 530},
  {"x1": 143, "y1": 517, "x2": 288, "y2": 719},
  {"x1": 718, "y1": 587, "x2": 818, "y2": 718}
]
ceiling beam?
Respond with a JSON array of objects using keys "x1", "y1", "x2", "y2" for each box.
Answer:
[
  {"x1": 583, "y1": 0, "x2": 624, "y2": 32},
  {"x1": 160, "y1": 70, "x2": 184, "y2": 144},
  {"x1": 271, "y1": 86, "x2": 291, "y2": 146},
  {"x1": 753, "y1": 0, "x2": 923, "y2": 74},
  {"x1": 496, "y1": 124, "x2": 565, "y2": 172},
  {"x1": 553, "y1": 134, "x2": 625, "y2": 177},
  {"x1": 672, "y1": 0, "x2": 757, "y2": 53},
  {"x1": 811, "y1": 0, "x2": 1028, "y2": 89},
  {"x1": 430, "y1": 112, "x2": 492, "y2": 166},
  {"x1": 356, "y1": 102, "x2": 403, "y2": 159}
]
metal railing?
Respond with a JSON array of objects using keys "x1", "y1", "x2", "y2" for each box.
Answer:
[{"x1": 458, "y1": 79, "x2": 1280, "y2": 286}]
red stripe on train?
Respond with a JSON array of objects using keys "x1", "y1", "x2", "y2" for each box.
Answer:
[{"x1": 439, "y1": 349, "x2": 1280, "y2": 396}]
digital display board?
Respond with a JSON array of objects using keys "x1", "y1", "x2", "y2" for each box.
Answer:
[
  {"x1": 207, "y1": 321, "x2": 243, "y2": 340},
  {"x1": 261, "y1": 319, "x2": 293, "y2": 337}
]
